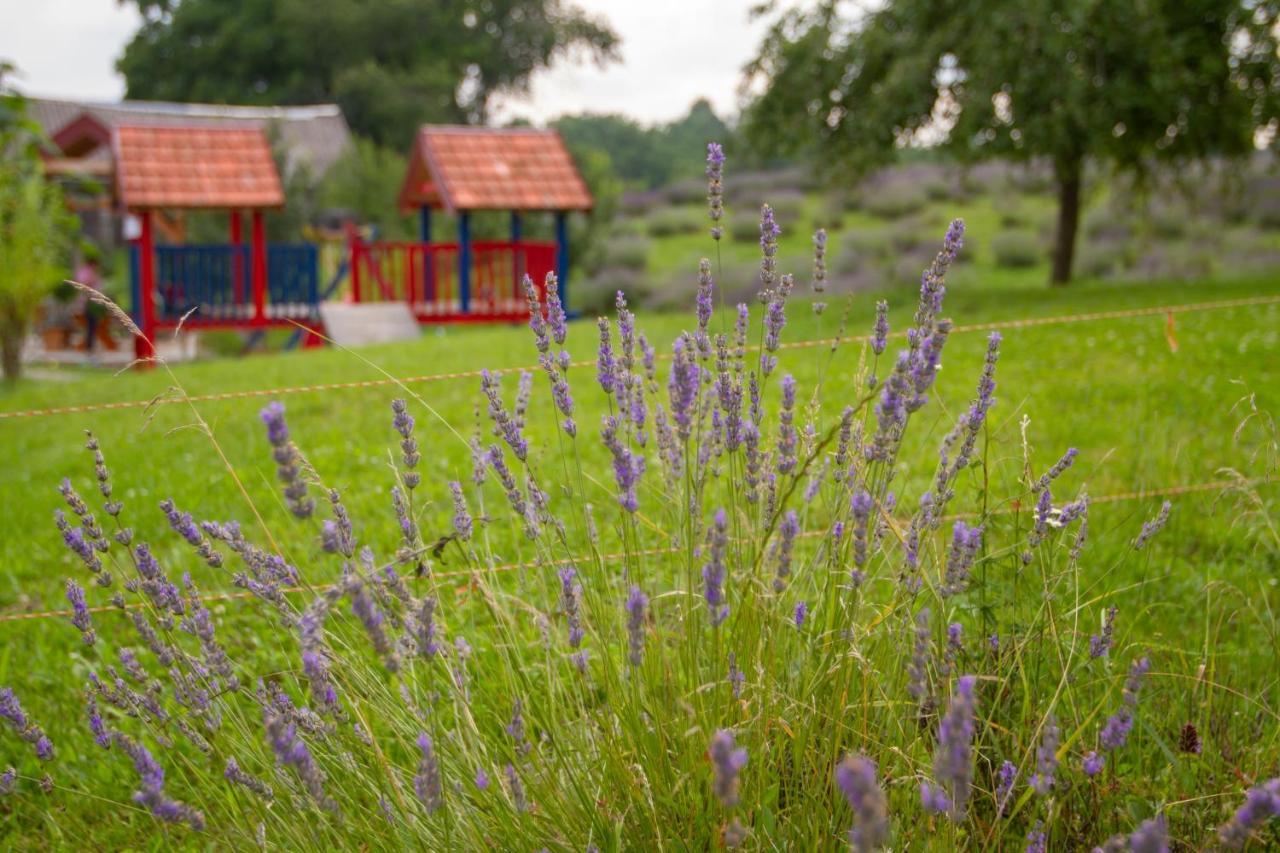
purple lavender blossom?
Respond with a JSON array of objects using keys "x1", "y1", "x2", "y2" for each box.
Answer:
[
  {"x1": 1101, "y1": 656, "x2": 1151, "y2": 750},
  {"x1": 0, "y1": 767, "x2": 14, "y2": 795},
  {"x1": 811, "y1": 228, "x2": 828, "y2": 305},
  {"x1": 415, "y1": 732, "x2": 444, "y2": 813},
  {"x1": 1, "y1": 687, "x2": 28, "y2": 731},
  {"x1": 480, "y1": 371, "x2": 529, "y2": 461},
  {"x1": 1134, "y1": 500, "x2": 1172, "y2": 549},
  {"x1": 871, "y1": 301, "x2": 890, "y2": 356},
  {"x1": 56, "y1": 508, "x2": 104, "y2": 576},
  {"x1": 601, "y1": 415, "x2": 645, "y2": 513},
  {"x1": 1218, "y1": 778, "x2": 1280, "y2": 848},
  {"x1": 695, "y1": 258, "x2": 715, "y2": 358},
  {"x1": 793, "y1": 601, "x2": 808, "y2": 628},
  {"x1": 761, "y1": 275, "x2": 792, "y2": 375},
  {"x1": 706, "y1": 142, "x2": 725, "y2": 240},
  {"x1": 772, "y1": 510, "x2": 799, "y2": 592},
  {"x1": 391, "y1": 398, "x2": 421, "y2": 489},
  {"x1": 626, "y1": 585, "x2": 647, "y2": 667},
  {"x1": 224, "y1": 757, "x2": 274, "y2": 801},
  {"x1": 758, "y1": 203, "x2": 780, "y2": 291},
  {"x1": 1129, "y1": 813, "x2": 1168, "y2": 853},
  {"x1": 942, "y1": 521, "x2": 982, "y2": 596},
  {"x1": 505, "y1": 763, "x2": 527, "y2": 812},
  {"x1": 727, "y1": 653, "x2": 745, "y2": 698},
  {"x1": 702, "y1": 509, "x2": 730, "y2": 626},
  {"x1": 709, "y1": 729, "x2": 748, "y2": 807},
  {"x1": 1035, "y1": 447, "x2": 1079, "y2": 493},
  {"x1": 259, "y1": 401, "x2": 314, "y2": 518},
  {"x1": 668, "y1": 335, "x2": 700, "y2": 442},
  {"x1": 263, "y1": 701, "x2": 332, "y2": 809},
  {"x1": 449, "y1": 481, "x2": 473, "y2": 542},
  {"x1": 596, "y1": 317, "x2": 616, "y2": 396},
  {"x1": 1026, "y1": 822, "x2": 1047, "y2": 853},
  {"x1": 834, "y1": 755, "x2": 889, "y2": 852},
  {"x1": 921, "y1": 675, "x2": 978, "y2": 821},
  {"x1": 1082, "y1": 750, "x2": 1105, "y2": 777},
  {"x1": 506, "y1": 699, "x2": 531, "y2": 757},
  {"x1": 65, "y1": 578, "x2": 96, "y2": 645},
  {"x1": 475, "y1": 767, "x2": 491, "y2": 790},
  {"x1": 907, "y1": 608, "x2": 931, "y2": 705},
  {"x1": 559, "y1": 566, "x2": 584, "y2": 648},
  {"x1": 995, "y1": 760, "x2": 1017, "y2": 814},
  {"x1": 1031, "y1": 715, "x2": 1060, "y2": 795},
  {"x1": 776, "y1": 374, "x2": 798, "y2": 474},
  {"x1": 87, "y1": 694, "x2": 110, "y2": 748},
  {"x1": 114, "y1": 732, "x2": 205, "y2": 829},
  {"x1": 1090, "y1": 606, "x2": 1118, "y2": 659}
]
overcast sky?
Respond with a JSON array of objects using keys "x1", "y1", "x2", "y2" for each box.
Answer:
[{"x1": 0, "y1": 0, "x2": 771, "y2": 125}]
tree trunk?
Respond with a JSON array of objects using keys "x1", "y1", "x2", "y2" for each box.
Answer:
[
  {"x1": 1050, "y1": 158, "x2": 1082, "y2": 286},
  {"x1": 1, "y1": 329, "x2": 22, "y2": 383}
]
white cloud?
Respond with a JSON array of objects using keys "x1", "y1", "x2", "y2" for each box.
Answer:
[{"x1": 0, "y1": 0, "x2": 140, "y2": 99}]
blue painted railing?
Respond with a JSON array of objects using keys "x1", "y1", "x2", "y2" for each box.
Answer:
[
  {"x1": 149, "y1": 243, "x2": 318, "y2": 323},
  {"x1": 154, "y1": 244, "x2": 250, "y2": 321},
  {"x1": 267, "y1": 243, "x2": 320, "y2": 317}
]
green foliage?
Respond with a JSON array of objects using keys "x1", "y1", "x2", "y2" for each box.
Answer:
[
  {"x1": 990, "y1": 230, "x2": 1043, "y2": 269},
  {"x1": 116, "y1": 0, "x2": 619, "y2": 146},
  {"x1": 319, "y1": 139, "x2": 413, "y2": 239},
  {"x1": 554, "y1": 100, "x2": 731, "y2": 189},
  {"x1": 744, "y1": 0, "x2": 1280, "y2": 282},
  {"x1": 644, "y1": 207, "x2": 704, "y2": 238}
]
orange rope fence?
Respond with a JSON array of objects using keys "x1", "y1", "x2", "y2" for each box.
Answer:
[
  {"x1": 1, "y1": 475, "x2": 1268, "y2": 627},
  {"x1": 3, "y1": 293, "x2": 1277, "y2": 423}
]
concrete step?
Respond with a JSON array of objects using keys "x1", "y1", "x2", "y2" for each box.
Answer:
[{"x1": 318, "y1": 302, "x2": 421, "y2": 347}]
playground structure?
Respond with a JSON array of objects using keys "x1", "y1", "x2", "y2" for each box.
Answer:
[{"x1": 48, "y1": 115, "x2": 592, "y2": 360}]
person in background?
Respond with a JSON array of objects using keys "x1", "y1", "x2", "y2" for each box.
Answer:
[{"x1": 73, "y1": 252, "x2": 104, "y2": 353}]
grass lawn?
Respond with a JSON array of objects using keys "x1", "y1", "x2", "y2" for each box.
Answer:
[{"x1": 1, "y1": 223, "x2": 1278, "y2": 847}]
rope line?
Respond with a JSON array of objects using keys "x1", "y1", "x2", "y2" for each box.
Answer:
[
  {"x1": 2, "y1": 476, "x2": 1267, "y2": 626},
  {"x1": 4, "y1": 293, "x2": 1277, "y2": 423}
]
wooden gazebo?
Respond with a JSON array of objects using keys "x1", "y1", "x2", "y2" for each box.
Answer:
[
  {"x1": 107, "y1": 125, "x2": 321, "y2": 358},
  {"x1": 349, "y1": 125, "x2": 594, "y2": 322}
]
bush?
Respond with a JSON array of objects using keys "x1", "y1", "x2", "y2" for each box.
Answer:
[
  {"x1": 1076, "y1": 239, "x2": 1129, "y2": 279},
  {"x1": 644, "y1": 207, "x2": 704, "y2": 238},
  {"x1": 599, "y1": 236, "x2": 651, "y2": 271},
  {"x1": 662, "y1": 177, "x2": 706, "y2": 205},
  {"x1": 991, "y1": 230, "x2": 1043, "y2": 268},
  {"x1": 728, "y1": 209, "x2": 763, "y2": 243},
  {"x1": 577, "y1": 266, "x2": 650, "y2": 314},
  {"x1": 863, "y1": 181, "x2": 927, "y2": 219}
]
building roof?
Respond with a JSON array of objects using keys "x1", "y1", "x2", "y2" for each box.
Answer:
[
  {"x1": 113, "y1": 125, "x2": 285, "y2": 210},
  {"x1": 29, "y1": 97, "x2": 351, "y2": 176},
  {"x1": 399, "y1": 126, "x2": 593, "y2": 213}
]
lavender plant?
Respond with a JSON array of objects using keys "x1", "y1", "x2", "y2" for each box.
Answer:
[{"x1": 4, "y1": 143, "x2": 1276, "y2": 852}]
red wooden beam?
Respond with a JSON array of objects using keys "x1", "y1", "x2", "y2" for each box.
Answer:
[
  {"x1": 134, "y1": 210, "x2": 156, "y2": 362},
  {"x1": 229, "y1": 210, "x2": 244, "y2": 307},
  {"x1": 251, "y1": 210, "x2": 267, "y2": 322}
]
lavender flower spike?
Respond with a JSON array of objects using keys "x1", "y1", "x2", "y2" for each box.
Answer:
[
  {"x1": 709, "y1": 729, "x2": 748, "y2": 807},
  {"x1": 415, "y1": 732, "x2": 444, "y2": 814},
  {"x1": 1083, "y1": 751, "x2": 1105, "y2": 777},
  {"x1": 1217, "y1": 778, "x2": 1280, "y2": 848},
  {"x1": 921, "y1": 674, "x2": 979, "y2": 822},
  {"x1": 995, "y1": 760, "x2": 1017, "y2": 814},
  {"x1": 1031, "y1": 715, "x2": 1060, "y2": 795},
  {"x1": 625, "y1": 585, "x2": 648, "y2": 667},
  {"x1": 702, "y1": 509, "x2": 730, "y2": 626},
  {"x1": 65, "y1": 578, "x2": 96, "y2": 645},
  {"x1": 706, "y1": 142, "x2": 725, "y2": 240},
  {"x1": 834, "y1": 755, "x2": 889, "y2": 852},
  {"x1": 1100, "y1": 656, "x2": 1151, "y2": 750},
  {"x1": 1129, "y1": 813, "x2": 1168, "y2": 853},
  {"x1": 1134, "y1": 500, "x2": 1172, "y2": 549},
  {"x1": 259, "y1": 401, "x2": 315, "y2": 518}
]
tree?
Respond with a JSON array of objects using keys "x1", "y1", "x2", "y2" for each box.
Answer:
[
  {"x1": 744, "y1": 1, "x2": 1280, "y2": 284},
  {"x1": 118, "y1": 0, "x2": 619, "y2": 147},
  {"x1": 1, "y1": 66, "x2": 75, "y2": 382}
]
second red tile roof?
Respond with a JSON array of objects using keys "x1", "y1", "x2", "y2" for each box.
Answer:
[{"x1": 400, "y1": 126, "x2": 593, "y2": 213}]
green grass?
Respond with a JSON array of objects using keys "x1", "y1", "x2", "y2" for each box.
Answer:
[{"x1": 1, "y1": 229, "x2": 1279, "y2": 848}]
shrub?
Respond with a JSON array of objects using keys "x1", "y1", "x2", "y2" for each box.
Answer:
[
  {"x1": 599, "y1": 236, "x2": 651, "y2": 271},
  {"x1": 728, "y1": 208, "x2": 763, "y2": 243},
  {"x1": 645, "y1": 207, "x2": 704, "y2": 238},
  {"x1": 863, "y1": 181, "x2": 927, "y2": 219},
  {"x1": 576, "y1": 266, "x2": 650, "y2": 313},
  {"x1": 991, "y1": 230, "x2": 1043, "y2": 268}
]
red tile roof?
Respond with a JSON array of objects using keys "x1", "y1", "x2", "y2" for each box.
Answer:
[
  {"x1": 113, "y1": 125, "x2": 285, "y2": 210},
  {"x1": 399, "y1": 126, "x2": 593, "y2": 213}
]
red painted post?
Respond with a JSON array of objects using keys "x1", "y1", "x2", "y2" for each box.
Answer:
[
  {"x1": 251, "y1": 210, "x2": 266, "y2": 322},
  {"x1": 348, "y1": 225, "x2": 363, "y2": 303},
  {"x1": 229, "y1": 210, "x2": 244, "y2": 308},
  {"x1": 134, "y1": 210, "x2": 156, "y2": 362}
]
